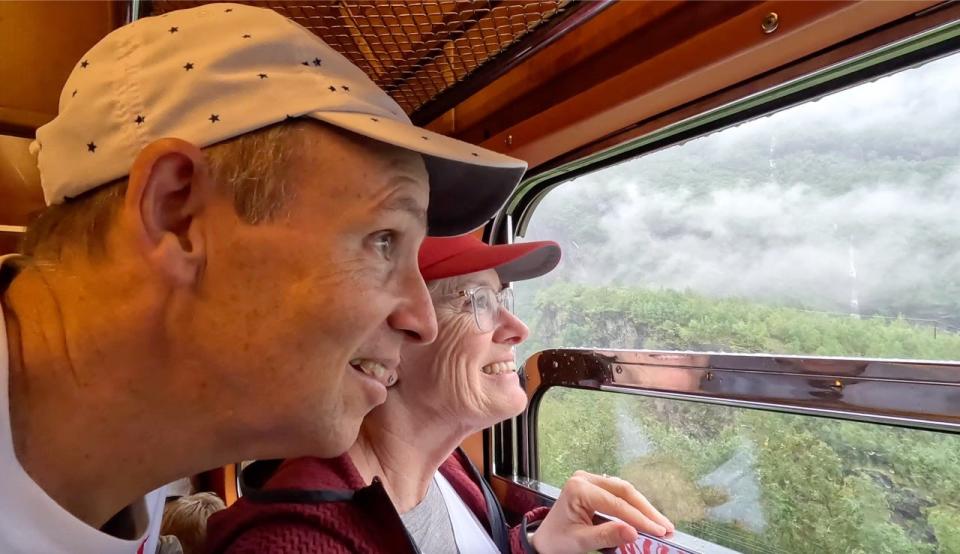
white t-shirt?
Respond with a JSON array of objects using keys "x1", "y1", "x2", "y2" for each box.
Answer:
[
  {"x1": 435, "y1": 472, "x2": 499, "y2": 554},
  {"x1": 0, "y1": 255, "x2": 165, "y2": 554}
]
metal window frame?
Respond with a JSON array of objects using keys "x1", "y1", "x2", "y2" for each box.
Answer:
[
  {"x1": 501, "y1": 348, "x2": 960, "y2": 554},
  {"x1": 523, "y1": 349, "x2": 960, "y2": 480}
]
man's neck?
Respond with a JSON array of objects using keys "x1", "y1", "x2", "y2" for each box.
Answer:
[
  {"x1": 349, "y1": 400, "x2": 469, "y2": 513},
  {"x1": 2, "y1": 269, "x2": 211, "y2": 530}
]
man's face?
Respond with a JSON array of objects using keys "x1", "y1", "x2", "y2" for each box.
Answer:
[{"x1": 182, "y1": 124, "x2": 437, "y2": 458}]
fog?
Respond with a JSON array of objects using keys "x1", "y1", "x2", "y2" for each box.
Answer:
[{"x1": 521, "y1": 52, "x2": 960, "y2": 324}]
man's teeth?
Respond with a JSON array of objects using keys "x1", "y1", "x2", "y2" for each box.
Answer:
[
  {"x1": 481, "y1": 361, "x2": 517, "y2": 375},
  {"x1": 351, "y1": 359, "x2": 388, "y2": 381}
]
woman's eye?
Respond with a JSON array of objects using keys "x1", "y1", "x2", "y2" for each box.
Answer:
[
  {"x1": 371, "y1": 231, "x2": 395, "y2": 260},
  {"x1": 474, "y1": 294, "x2": 491, "y2": 311}
]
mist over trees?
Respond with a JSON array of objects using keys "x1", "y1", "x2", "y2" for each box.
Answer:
[
  {"x1": 519, "y1": 53, "x2": 960, "y2": 337},
  {"x1": 520, "y1": 53, "x2": 960, "y2": 553}
]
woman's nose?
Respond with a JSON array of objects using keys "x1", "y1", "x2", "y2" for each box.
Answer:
[{"x1": 493, "y1": 309, "x2": 529, "y2": 345}]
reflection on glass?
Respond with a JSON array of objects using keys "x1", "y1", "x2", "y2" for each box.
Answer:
[
  {"x1": 516, "y1": 52, "x2": 960, "y2": 363},
  {"x1": 539, "y1": 388, "x2": 960, "y2": 554}
]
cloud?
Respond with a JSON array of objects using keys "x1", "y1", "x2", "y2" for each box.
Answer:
[{"x1": 521, "y1": 52, "x2": 960, "y2": 322}]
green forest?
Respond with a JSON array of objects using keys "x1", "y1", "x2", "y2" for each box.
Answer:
[
  {"x1": 532, "y1": 285, "x2": 960, "y2": 554},
  {"x1": 518, "y1": 54, "x2": 960, "y2": 553}
]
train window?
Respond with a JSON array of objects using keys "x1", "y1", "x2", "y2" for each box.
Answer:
[
  {"x1": 516, "y1": 50, "x2": 960, "y2": 363},
  {"x1": 514, "y1": 38, "x2": 960, "y2": 554},
  {"x1": 538, "y1": 387, "x2": 960, "y2": 554}
]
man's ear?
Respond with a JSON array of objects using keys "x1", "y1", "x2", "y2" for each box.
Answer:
[{"x1": 123, "y1": 138, "x2": 212, "y2": 287}]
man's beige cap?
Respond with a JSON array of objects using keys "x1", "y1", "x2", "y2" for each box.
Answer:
[{"x1": 32, "y1": 3, "x2": 527, "y2": 236}]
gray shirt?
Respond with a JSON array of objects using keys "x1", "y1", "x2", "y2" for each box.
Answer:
[{"x1": 399, "y1": 478, "x2": 459, "y2": 554}]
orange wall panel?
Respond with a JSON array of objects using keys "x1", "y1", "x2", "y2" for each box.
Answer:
[
  {"x1": 0, "y1": 135, "x2": 43, "y2": 227},
  {"x1": 0, "y1": 1, "x2": 118, "y2": 129}
]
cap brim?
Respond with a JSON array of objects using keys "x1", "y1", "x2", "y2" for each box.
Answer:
[
  {"x1": 422, "y1": 240, "x2": 561, "y2": 282},
  {"x1": 309, "y1": 111, "x2": 526, "y2": 236}
]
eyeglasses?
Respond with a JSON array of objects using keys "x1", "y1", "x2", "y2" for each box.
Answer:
[{"x1": 453, "y1": 286, "x2": 515, "y2": 333}]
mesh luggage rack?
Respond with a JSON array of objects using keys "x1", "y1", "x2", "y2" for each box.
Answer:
[{"x1": 147, "y1": 1, "x2": 574, "y2": 118}]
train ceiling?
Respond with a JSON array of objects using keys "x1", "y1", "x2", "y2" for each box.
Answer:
[{"x1": 147, "y1": 1, "x2": 576, "y2": 120}]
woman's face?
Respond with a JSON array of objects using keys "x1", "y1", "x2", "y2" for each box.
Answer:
[{"x1": 394, "y1": 268, "x2": 530, "y2": 430}]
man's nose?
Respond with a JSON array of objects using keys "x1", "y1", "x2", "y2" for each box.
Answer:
[{"x1": 387, "y1": 266, "x2": 438, "y2": 344}]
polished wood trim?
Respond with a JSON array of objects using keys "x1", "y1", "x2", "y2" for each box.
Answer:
[
  {"x1": 538, "y1": 1, "x2": 960, "y2": 173},
  {"x1": 0, "y1": 231, "x2": 22, "y2": 257},
  {"x1": 412, "y1": 1, "x2": 613, "y2": 127},
  {"x1": 0, "y1": 135, "x2": 44, "y2": 232},
  {"x1": 222, "y1": 464, "x2": 238, "y2": 506},
  {"x1": 461, "y1": 431, "x2": 485, "y2": 471},
  {"x1": 193, "y1": 465, "x2": 238, "y2": 506},
  {"x1": 428, "y1": 1, "x2": 695, "y2": 138},
  {"x1": 0, "y1": 108, "x2": 52, "y2": 139},
  {"x1": 447, "y1": 1, "x2": 942, "y2": 170}
]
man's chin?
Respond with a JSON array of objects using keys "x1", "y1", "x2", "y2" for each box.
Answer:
[
  {"x1": 348, "y1": 362, "x2": 390, "y2": 412},
  {"x1": 310, "y1": 419, "x2": 363, "y2": 459}
]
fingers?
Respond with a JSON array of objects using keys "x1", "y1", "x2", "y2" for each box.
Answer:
[
  {"x1": 571, "y1": 471, "x2": 674, "y2": 536},
  {"x1": 572, "y1": 520, "x2": 638, "y2": 552},
  {"x1": 576, "y1": 471, "x2": 674, "y2": 532}
]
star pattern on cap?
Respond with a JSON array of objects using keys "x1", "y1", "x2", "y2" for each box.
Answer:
[{"x1": 49, "y1": 4, "x2": 517, "y2": 202}]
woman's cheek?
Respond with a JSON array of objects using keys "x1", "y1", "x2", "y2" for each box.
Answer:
[{"x1": 433, "y1": 315, "x2": 482, "y2": 407}]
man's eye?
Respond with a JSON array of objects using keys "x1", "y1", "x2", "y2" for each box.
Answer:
[{"x1": 371, "y1": 231, "x2": 395, "y2": 260}]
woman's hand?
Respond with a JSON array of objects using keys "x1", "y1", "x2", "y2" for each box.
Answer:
[{"x1": 529, "y1": 470, "x2": 674, "y2": 554}]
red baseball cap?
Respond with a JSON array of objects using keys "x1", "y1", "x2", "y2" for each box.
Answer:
[{"x1": 419, "y1": 234, "x2": 561, "y2": 283}]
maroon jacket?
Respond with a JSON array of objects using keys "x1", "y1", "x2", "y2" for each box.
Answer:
[{"x1": 205, "y1": 449, "x2": 549, "y2": 553}]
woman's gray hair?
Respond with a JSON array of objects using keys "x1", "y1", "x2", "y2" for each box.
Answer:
[{"x1": 426, "y1": 276, "x2": 463, "y2": 299}]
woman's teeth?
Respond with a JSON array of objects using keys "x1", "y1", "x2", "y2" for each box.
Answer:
[{"x1": 481, "y1": 361, "x2": 517, "y2": 375}]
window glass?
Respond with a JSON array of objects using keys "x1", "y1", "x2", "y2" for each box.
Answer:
[
  {"x1": 523, "y1": 50, "x2": 960, "y2": 554},
  {"x1": 539, "y1": 387, "x2": 960, "y2": 554},
  {"x1": 516, "y1": 52, "x2": 960, "y2": 362}
]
